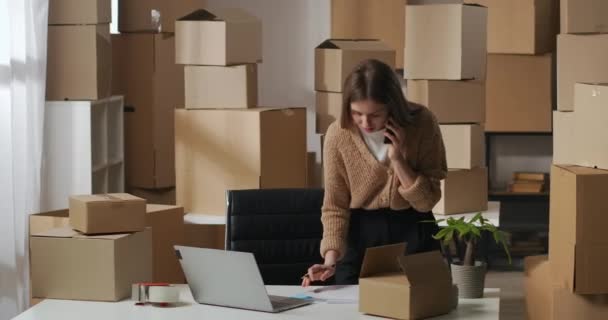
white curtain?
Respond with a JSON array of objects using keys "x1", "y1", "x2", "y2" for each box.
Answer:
[{"x1": 0, "y1": 0, "x2": 48, "y2": 318}]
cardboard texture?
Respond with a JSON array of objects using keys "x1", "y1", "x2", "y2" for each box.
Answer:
[
  {"x1": 406, "y1": 80, "x2": 484, "y2": 124},
  {"x1": 175, "y1": 108, "x2": 308, "y2": 214},
  {"x1": 359, "y1": 244, "x2": 454, "y2": 320},
  {"x1": 146, "y1": 204, "x2": 186, "y2": 283},
  {"x1": 573, "y1": 83, "x2": 608, "y2": 170},
  {"x1": 549, "y1": 165, "x2": 608, "y2": 294},
  {"x1": 118, "y1": 0, "x2": 204, "y2": 33},
  {"x1": 184, "y1": 64, "x2": 257, "y2": 109},
  {"x1": 524, "y1": 255, "x2": 608, "y2": 320},
  {"x1": 30, "y1": 228, "x2": 153, "y2": 301},
  {"x1": 557, "y1": 34, "x2": 608, "y2": 111},
  {"x1": 183, "y1": 223, "x2": 226, "y2": 250},
  {"x1": 330, "y1": 0, "x2": 407, "y2": 69},
  {"x1": 434, "y1": 167, "x2": 488, "y2": 215},
  {"x1": 49, "y1": 0, "x2": 111, "y2": 25},
  {"x1": 46, "y1": 24, "x2": 111, "y2": 101},
  {"x1": 69, "y1": 193, "x2": 146, "y2": 234},
  {"x1": 561, "y1": 0, "x2": 608, "y2": 34},
  {"x1": 465, "y1": 0, "x2": 558, "y2": 54},
  {"x1": 315, "y1": 91, "x2": 342, "y2": 134},
  {"x1": 175, "y1": 8, "x2": 262, "y2": 66},
  {"x1": 112, "y1": 33, "x2": 183, "y2": 188},
  {"x1": 315, "y1": 40, "x2": 396, "y2": 92},
  {"x1": 128, "y1": 187, "x2": 176, "y2": 205},
  {"x1": 486, "y1": 53, "x2": 553, "y2": 132},
  {"x1": 404, "y1": 4, "x2": 487, "y2": 80},
  {"x1": 29, "y1": 209, "x2": 70, "y2": 235},
  {"x1": 439, "y1": 124, "x2": 484, "y2": 169},
  {"x1": 553, "y1": 111, "x2": 575, "y2": 165}
]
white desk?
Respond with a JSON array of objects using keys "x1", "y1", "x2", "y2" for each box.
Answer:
[
  {"x1": 435, "y1": 202, "x2": 500, "y2": 227},
  {"x1": 15, "y1": 285, "x2": 500, "y2": 320}
]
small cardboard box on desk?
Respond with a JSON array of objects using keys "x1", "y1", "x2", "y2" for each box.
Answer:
[{"x1": 359, "y1": 243, "x2": 457, "y2": 320}]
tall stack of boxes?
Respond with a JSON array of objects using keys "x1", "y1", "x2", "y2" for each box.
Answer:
[
  {"x1": 174, "y1": 9, "x2": 307, "y2": 218},
  {"x1": 112, "y1": 0, "x2": 203, "y2": 205},
  {"x1": 404, "y1": 2, "x2": 488, "y2": 215},
  {"x1": 467, "y1": 0, "x2": 557, "y2": 133},
  {"x1": 525, "y1": 2, "x2": 608, "y2": 319}
]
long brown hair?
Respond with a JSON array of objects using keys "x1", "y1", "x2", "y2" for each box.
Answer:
[{"x1": 340, "y1": 59, "x2": 416, "y2": 129}]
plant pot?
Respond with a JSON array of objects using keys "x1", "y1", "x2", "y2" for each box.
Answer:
[{"x1": 451, "y1": 261, "x2": 487, "y2": 299}]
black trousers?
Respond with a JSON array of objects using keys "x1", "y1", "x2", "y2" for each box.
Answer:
[{"x1": 334, "y1": 207, "x2": 440, "y2": 285}]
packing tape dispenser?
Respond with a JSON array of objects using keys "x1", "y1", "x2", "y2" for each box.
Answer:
[{"x1": 132, "y1": 283, "x2": 180, "y2": 306}]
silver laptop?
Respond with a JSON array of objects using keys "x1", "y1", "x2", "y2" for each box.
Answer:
[{"x1": 175, "y1": 245, "x2": 312, "y2": 313}]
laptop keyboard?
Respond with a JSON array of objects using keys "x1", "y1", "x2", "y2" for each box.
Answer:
[{"x1": 269, "y1": 295, "x2": 306, "y2": 309}]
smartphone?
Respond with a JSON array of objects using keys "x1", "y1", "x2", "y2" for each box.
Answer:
[{"x1": 384, "y1": 128, "x2": 393, "y2": 144}]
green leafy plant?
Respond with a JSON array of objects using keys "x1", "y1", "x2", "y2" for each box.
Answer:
[{"x1": 431, "y1": 213, "x2": 511, "y2": 267}]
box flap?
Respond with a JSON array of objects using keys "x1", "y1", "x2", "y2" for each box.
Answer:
[
  {"x1": 178, "y1": 8, "x2": 257, "y2": 22},
  {"x1": 360, "y1": 243, "x2": 406, "y2": 278},
  {"x1": 396, "y1": 251, "x2": 451, "y2": 286},
  {"x1": 31, "y1": 227, "x2": 78, "y2": 238}
]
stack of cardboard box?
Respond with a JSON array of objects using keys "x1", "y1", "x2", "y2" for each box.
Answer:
[
  {"x1": 405, "y1": 2, "x2": 488, "y2": 215},
  {"x1": 466, "y1": 0, "x2": 558, "y2": 133},
  {"x1": 112, "y1": 0, "x2": 203, "y2": 205},
  {"x1": 29, "y1": 194, "x2": 187, "y2": 304},
  {"x1": 525, "y1": 3, "x2": 608, "y2": 318},
  {"x1": 312, "y1": 39, "x2": 396, "y2": 188},
  {"x1": 173, "y1": 8, "x2": 307, "y2": 219}
]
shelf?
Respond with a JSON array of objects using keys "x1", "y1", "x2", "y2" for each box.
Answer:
[
  {"x1": 485, "y1": 131, "x2": 552, "y2": 136},
  {"x1": 489, "y1": 191, "x2": 549, "y2": 197}
]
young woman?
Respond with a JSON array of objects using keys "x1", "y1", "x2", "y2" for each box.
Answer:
[{"x1": 302, "y1": 59, "x2": 447, "y2": 286}]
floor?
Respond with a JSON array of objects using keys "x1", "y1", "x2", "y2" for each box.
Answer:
[{"x1": 486, "y1": 270, "x2": 525, "y2": 320}]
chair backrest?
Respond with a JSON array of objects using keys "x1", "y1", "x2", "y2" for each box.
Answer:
[{"x1": 226, "y1": 188, "x2": 326, "y2": 285}]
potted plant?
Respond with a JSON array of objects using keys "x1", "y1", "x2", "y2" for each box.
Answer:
[{"x1": 431, "y1": 213, "x2": 511, "y2": 299}]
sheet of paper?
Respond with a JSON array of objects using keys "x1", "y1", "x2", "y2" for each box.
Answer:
[{"x1": 292, "y1": 285, "x2": 359, "y2": 304}]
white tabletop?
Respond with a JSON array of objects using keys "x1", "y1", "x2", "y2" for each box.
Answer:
[
  {"x1": 435, "y1": 202, "x2": 500, "y2": 227},
  {"x1": 15, "y1": 285, "x2": 500, "y2": 320}
]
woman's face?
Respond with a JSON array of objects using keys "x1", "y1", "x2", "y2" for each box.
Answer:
[{"x1": 350, "y1": 99, "x2": 389, "y2": 133}]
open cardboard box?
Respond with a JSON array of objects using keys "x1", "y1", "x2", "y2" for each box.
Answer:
[{"x1": 359, "y1": 243, "x2": 457, "y2": 319}]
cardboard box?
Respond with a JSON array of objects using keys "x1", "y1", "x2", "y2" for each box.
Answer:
[
  {"x1": 30, "y1": 228, "x2": 152, "y2": 301},
  {"x1": 184, "y1": 64, "x2": 257, "y2": 109},
  {"x1": 183, "y1": 222, "x2": 226, "y2": 250},
  {"x1": 406, "y1": 80, "x2": 484, "y2": 124},
  {"x1": 118, "y1": 0, "x2": 203, "y2": 33},
  {"x1": 404, "y1": 4, "x2": 487, "y2": 80},
  {"x1": 573, "y1": 83, "x2": 608, "y2": 170},
  {"x1": 307, "y1": 134, "x2": 325, "y2": 188},
  {"x1": 434, "y1": 167, "x2": 488, "y2": 215},
  {"x1": 465, "y1": 0, "x2": 558, "y2": 54},
  {"x1": 315, "y1": 91, "x2": 342, "y2": 134},
  {"x1": 315, "y1": 39, "x2": 396, "y2": 92},
  {"x1": 29, "y1": 209, "x2": 70, "y2": 235},
  {"x1": 553, "y1": 111, "x2": 575, "y2": 165},
  {"x1": 359, "y1": 243, "x2": 455, "y2": 320},
  {"x1": 175, "y1": 108, "x2": 308, "y2": 214},
  {"x1": 525, "y1": 255, "x2": 608, "y2": 320},
  {"x1": 330, "y1": 0, "x2": 407, "y2": 69},
  {"x1": 557, "y1": 34, "x2": 608, "y2": 111},
  {"x1": 146, "y1": 204, "x2": 186, "y2": 283},
  {"x1": 46, "y1": 24, "x2": 111, "y2": 101},
  {"x1": 112, "y1": 33, "x2": 183, "y2": 188},
  {"x1": 561, "y1": 0, "x2": 608, "y2": 34},
  {"x1": 175, "y1": 8, "x2": 262, "y2": 66},
  {"x1": 128, "y1": 187, "x2": 176, "y2": 205},
  {"x1": 69, "y1": 193, "x2": 146, "y2": 234},
  {"x1": 549, "y1": 165, "x2": 608, "y2": 294},
  {"x1": 440, "y1": 124, "x2": 484, "y2": 169},
  {"x1": 486, "y1": 53, "x2": 552, "y2": 132},
  {"x1": 49, "y1": 0, "x2": 111, "y2": 25}
]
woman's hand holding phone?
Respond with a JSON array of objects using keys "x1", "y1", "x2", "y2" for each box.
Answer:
[{"x1": 384, "y1": 119, "x2": 406, "y2": 161}]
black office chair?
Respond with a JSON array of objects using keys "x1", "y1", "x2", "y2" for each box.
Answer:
[{"x1": 226, "y1": 188, "x2": 328, "y2": 285}]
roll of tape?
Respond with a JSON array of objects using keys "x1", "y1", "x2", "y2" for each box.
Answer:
[{"x1": 147, "y1": 286, "x2": 180, "y2": 304}]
